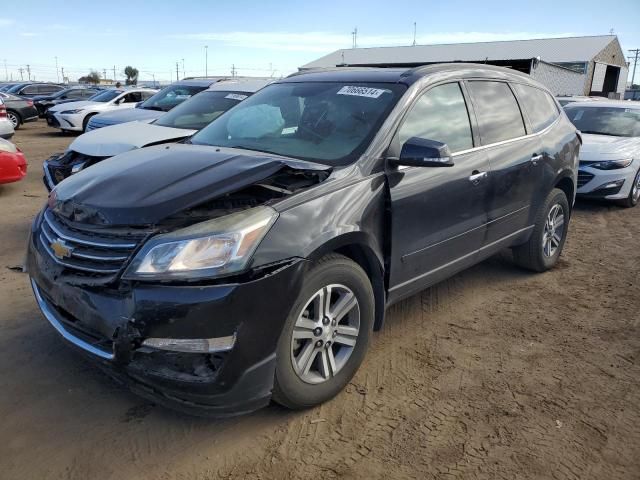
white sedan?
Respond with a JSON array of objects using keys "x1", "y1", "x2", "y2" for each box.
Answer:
[
  {"x1": 46, "y1": 87, "x2": 157, "y2": 132},
  {"x1": 564, "y1": 101, "x2": 640, "y2": 208}
]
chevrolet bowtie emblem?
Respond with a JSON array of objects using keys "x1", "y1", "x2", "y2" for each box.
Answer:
[{"x1": 50, "y1": 239, "x2": 73, "y2": 259}]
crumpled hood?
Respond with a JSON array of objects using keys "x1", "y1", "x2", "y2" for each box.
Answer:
[
  {"x1": 90, "y1": 108, "x2": 164, "y2": 125},
  {"x1": 580, "y1": 133, "x2": 640, "y2": 161},
  {"x1": 49, "y1": 100, "x2": 97, "y2": 112},
  {"x1": 69, "y1": 122, "x2": 195, "y2": 157},
  {"x1": 51, "y1": 143, "x2": 329, "y2": 226}
]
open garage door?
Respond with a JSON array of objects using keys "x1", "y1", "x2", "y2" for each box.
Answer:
[{"x1": 590, "y1": 62, "x2": 622, "y2": 98}]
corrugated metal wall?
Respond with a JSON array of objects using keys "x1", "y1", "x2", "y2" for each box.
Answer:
[{"x1": 529, "y1": 62, "x2": 586, "y2": 96}]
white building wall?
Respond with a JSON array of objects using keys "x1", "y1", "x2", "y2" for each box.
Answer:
[{"x1": 529, "y1": 61, "x2": 586, "y2": 96}]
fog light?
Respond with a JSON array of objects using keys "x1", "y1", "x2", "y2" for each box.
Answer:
[
  {"x1": 595, "y1": 179, "x2": 625, "y2": 191},
  {"x1": 142, "y1": 334, "x2": 236, "y2": 353}
]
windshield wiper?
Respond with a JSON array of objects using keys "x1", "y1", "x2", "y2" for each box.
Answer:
[{"x1": 142, "y1": 105, "x2": 165, "y2": 111}]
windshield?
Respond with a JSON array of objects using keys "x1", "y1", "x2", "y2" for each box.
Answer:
[
  {"x1": 191, "y1": 82, "x2": 405, "y2": 165},
  {"x1": 154, "y1": 90, "x2": 250, "y2": 130},
  {"x1": 0, "y1": 84, "x2": 18, "y2": 92},
  {"x1": 6, "y1": 84, "x2": 27, "y2": 93},
  {"x1": 565, "y1": 106, "x2": 640, "y2": 137},
  {"x1": 88, "y1": 90, "x2": 122, "y2": 102},
  {"x1": 141, "y1": 85, "x2": 207, "y2": 112}
]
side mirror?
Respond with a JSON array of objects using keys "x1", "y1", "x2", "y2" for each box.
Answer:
[{"x1": 393, "y1": 137, "x2": 454, "y2": 168}]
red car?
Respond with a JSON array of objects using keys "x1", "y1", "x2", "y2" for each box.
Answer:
[{"x1": 0, "y1": 138, "x2": 27, "y2": 184}]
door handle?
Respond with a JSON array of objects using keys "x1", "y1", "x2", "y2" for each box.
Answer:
[
  {"x1": 531, "y1": 154, "x2": 544, "y2": 165},
  {"x1": 468, "y1": 171, "x2": 488, "y2": 184}
]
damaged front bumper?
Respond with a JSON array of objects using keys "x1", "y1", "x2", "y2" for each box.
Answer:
[{"x1": 27, "y1": 233, "x2": 307, "y2": 416}]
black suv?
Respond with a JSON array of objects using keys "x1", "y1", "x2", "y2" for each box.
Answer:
[{"x1": 28, "y1": 64, "x2": 579, "y2": 416}]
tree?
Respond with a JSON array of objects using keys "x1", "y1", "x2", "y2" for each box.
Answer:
[
  {"x1": 78, "y1": 70, "x2": 101, "y2": 84},
  {"x1": 124, "y1": 66, "x2": 139, "y2": 85}
]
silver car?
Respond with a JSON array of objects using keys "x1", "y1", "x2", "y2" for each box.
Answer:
[{"x1": 0, "y1": 97, "x2": 15, "y2": 139}]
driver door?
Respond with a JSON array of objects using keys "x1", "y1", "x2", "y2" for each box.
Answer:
[{"x1": 386, "y1": 82, "x2": 492, "y2": 302}]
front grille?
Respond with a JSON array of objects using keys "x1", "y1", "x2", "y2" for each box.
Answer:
[
  {"x1": 37, "y1": 209, "x2": 146, "y2": 279},
  {"x1": 46, "y1": 112, "x2": 60, "y2": 127},
  {"x1": 577, "y1": 171, "x2": 594, "y2": 188}
]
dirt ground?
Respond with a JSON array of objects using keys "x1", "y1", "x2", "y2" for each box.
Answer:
[{"x1": 0, "y1": 122, "x2": 639, "y2": 480}]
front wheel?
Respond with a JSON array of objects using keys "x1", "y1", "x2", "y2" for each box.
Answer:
[
  {"x1": 512, "y1": 188, "x2": 570, "y2": 272},
  {"x1": 618, "y1": 167, "x2": 640, "y2": 208},
  {"x1": 273, "y1": 254, "x2": 374, "y2": 409}
]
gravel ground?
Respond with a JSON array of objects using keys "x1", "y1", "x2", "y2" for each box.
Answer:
[{"x1": 1, "y1": 122, "x2": 639, "y2": 480}]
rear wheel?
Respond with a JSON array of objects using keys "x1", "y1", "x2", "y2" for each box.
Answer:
[
  {"x1": 512, "y1": 188, "x2": 570, "y2": 272},
  {"x1": 273, "y1": 254, "x2": 374, "y2": 409},
  {"x1": 618, "y1": 168, "x2": 640, "y2": 208},
  {"x1": 7, "y1": 110, "x2": 21, "y2": 129}
]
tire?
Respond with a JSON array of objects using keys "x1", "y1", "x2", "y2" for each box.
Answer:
[
  {"x1": 618, "y1": 167, "x2": 640, "y2": 208},
  {"x1": 7, "y1": 110, "x2": 21, "y2": 129},
  {"x1": 512, "y1": 188, "x2": 570, "y2": 272},
  {"x1": 273, "y1": 253, "x2": 374, "y2": 410},
  {"x1": 82, "y1": 113, "x2": 96, "y2": 132}
]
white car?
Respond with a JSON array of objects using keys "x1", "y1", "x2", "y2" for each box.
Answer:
[
  {"x1": 46, "y1": 87, "x2": 157, "y2": 132},
  {"x1": 0, "y1": 97, "x2": 15, "y2": 139},
  {"x1": 43, "y1": 79, "x2": 272, "y2": 190},
  {"x1": 564, "y1": 101, "x2": 640, "y2": 207}
]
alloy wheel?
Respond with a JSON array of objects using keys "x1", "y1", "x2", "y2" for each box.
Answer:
[
  {"x1": 7, "y1": 112, "x2": 18, "y2": 128},
  {"x1": 290, "y1": 284, "x2": 360, "y2": 384},
  {"x1": 542, "y1": 204, "x2": 565, "y2": 258}
]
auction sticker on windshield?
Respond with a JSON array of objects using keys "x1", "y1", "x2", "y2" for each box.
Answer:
[
  {"x1": 337, "y1": 86, "x2": 388, "y2": 99},
  {"x1": 225, "y1": 93, "x2": 248, "y2": 101}
]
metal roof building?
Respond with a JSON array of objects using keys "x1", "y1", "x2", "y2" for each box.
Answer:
[{"x1": 301, "y1": 35, "x2": 628, "y2": 97}]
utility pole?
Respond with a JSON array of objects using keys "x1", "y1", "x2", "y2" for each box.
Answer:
[
  {"x1": 113, "y1": 65, "x2": 116, "y2": 83},
  {"x1": 176, "y1": 61, "x2": 180, "y2": 81},
  {"x1": 205, "y1": 45, "x2": 208, "y2": 77},
  {"x1": 3, "y1": 59, "x2": 7, "y2": 81},
  {"x1": 18, "y1": 67, "x2": 24, "y2": 80},
  {"x1": 26, "y1": 64, "x2": 31, "y2": 80},
  {"x1": 231, "y1": 64, "x2": 236, "y2": 77},
  {"x1": 61, "y1": 67, "x2": 65, "y2": 83},
  {"x1": 412, "y1": 22, "x2": 417, "y2": 46},
  {"x1": 103, "y1": 68, "x2": 107, "y2": 80},
  {"x1": 628, "y1": 49, "x2": 640, "y2": 87},
  {"x1": 351, "y1": 27, "x2": 358, "y2": 48},
  {"x1": 55, "y1": 56, "x2": 59, "y2": 82},
  {"x1": 181, "y1": 58, "x2": 185, "y2": 77}
]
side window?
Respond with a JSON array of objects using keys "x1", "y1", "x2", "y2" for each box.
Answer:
[
  {"x1": 397, "y1": 82, "x2": 473, "y2": 153},
  {"x1": 512, "y1": 83, "x2": 559, "y2": 132},
  {"x1": 141, "y1": 91, "x2": 154, "y2": 100},
  {"x1": 68, "y1": 90, "x2": 85, "y2": 99},
  {"x1": 22, "y1": 85, "x2": 38, "y2": 95},
  {"x1": 467, "y1": 81, "x2": 526, "y2": 144},
  {"x1": 123, "y1": 92, "x2": 142, "y2": 103}
]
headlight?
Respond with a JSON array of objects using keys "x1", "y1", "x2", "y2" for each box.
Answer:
[
  {"x1": 123, "y1": 206, "x2": 278, "y2": 280},
  {"x1": 60, "y1": 109, "x2": 83, "y2": 114},
  {"x1": 589, "y1": 158, "x2": 633, "y2": 170}
]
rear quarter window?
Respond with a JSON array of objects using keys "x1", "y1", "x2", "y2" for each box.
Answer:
[
  {"x1": 512, "y1": 84, "x2": 559, "y2": 133},
  {"x1": 467, "y1": 81, "x2": 526, "y2": 145}
]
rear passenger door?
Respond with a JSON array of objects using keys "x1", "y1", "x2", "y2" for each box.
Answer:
[
  {"x1": 387, "y1": 82, "x2": 492, "y2": 301},
  {"x1": 465, "y1": 80, "x2": 543, "y2": 245}
]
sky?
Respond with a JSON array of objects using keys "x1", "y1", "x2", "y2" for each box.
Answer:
[{"x1": 2, "y1": 0, "x2": 640, "y2": 84}]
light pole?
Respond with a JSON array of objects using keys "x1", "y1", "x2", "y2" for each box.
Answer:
[
  {"x1": 55, "y1": 56, "x2": 59, "y2": 82},
  {"x1": 205, "y1": 45, "x2": 208, "y2": 77},
  {"x1": 182, "y1": 58, "x2": 185, "y2": 78}
]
